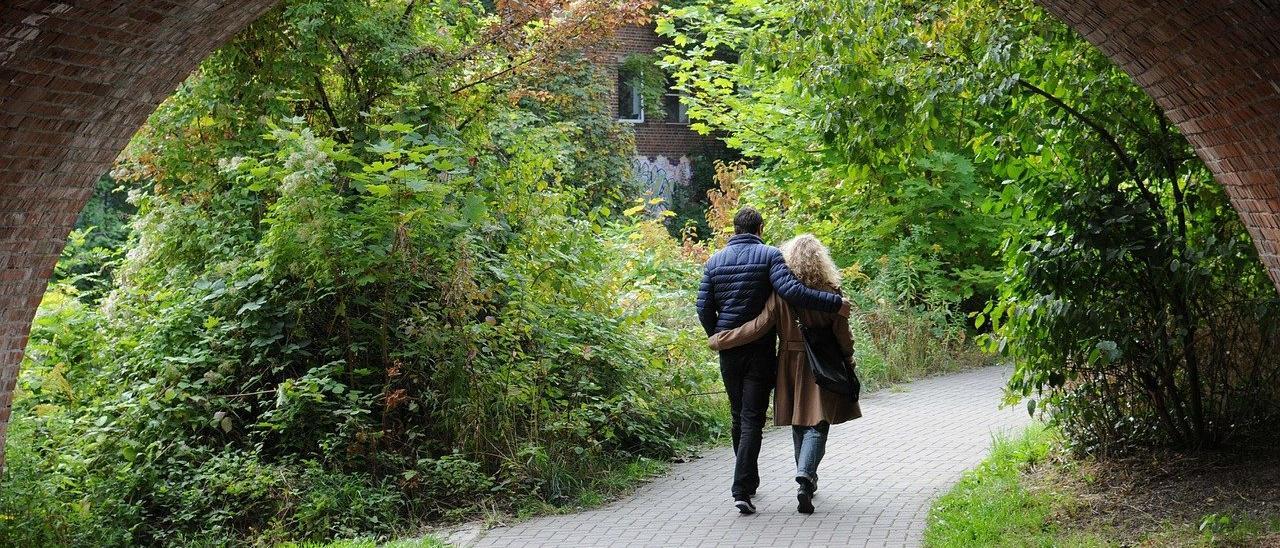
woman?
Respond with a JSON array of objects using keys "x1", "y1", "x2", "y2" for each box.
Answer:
[{"x1": 708, "y1": 234, "x2": 860, "y2": 514}]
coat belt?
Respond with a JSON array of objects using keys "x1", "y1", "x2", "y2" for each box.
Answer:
[{"x1": 781, "y1": 341, "x2": 808, "y2": 352}]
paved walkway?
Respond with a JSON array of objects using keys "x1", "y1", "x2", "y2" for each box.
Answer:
[{"x1": 454, "y1": 366, "x2": 1030, "y2": 547}]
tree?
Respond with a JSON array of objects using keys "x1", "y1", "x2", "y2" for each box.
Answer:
[{"x1": 661, "y1": 0, "x2": 1280, "y2": 451}]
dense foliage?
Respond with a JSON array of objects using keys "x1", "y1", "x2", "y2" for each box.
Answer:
[
  {"x1": 53, "y1": 176, "x2": 138, "y2": 301},
  {"x1": 969, "y1": 3, "x2": 1280, "y2": 451},
  {"x1": 662, "y1": 0, "x2": 1007, "y2": 306},
  {"x1": 9, "y1": 0, "x2": 1280, "y2": 544},
  {"x1": 661, "y1": 0, "x2": 1280, "y2": 452},
  {"x1": 1, "y1": 1, "x2": 724, "y2": 544}
]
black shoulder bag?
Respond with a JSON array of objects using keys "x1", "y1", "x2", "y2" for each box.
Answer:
[{"x1": 796, "y1": 319, "x2": 861, "y2": 402}]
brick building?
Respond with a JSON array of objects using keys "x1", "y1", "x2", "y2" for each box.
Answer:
[{"x1": 594, "y1": 24, "x2": 727, "y2": 210}]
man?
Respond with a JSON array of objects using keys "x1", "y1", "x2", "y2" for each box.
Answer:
[{"x1": 696, "y1": 207, "x2": 849, "y2": 514}]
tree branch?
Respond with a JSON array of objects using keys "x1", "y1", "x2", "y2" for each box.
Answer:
[
  {"x1": 401, "y1": 0, "x2": 416, "y2": 27},
  {"x1": 451, "y1": 53, "x2": 543, "y2": 94},
  {"x1": 326, "y1": 35, "x2": 364, "y2": 100},
  {"x1": 312, "y1": 77, "x2": 347, "y2": 142},
  {"x1": 1016, "y1": 78, "x2": 1164, "y2": 218},
  {"x1": 1016, "y1": 78, "x2": 1137, "y2": 179}
]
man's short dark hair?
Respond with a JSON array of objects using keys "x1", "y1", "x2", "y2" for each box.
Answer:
[{"x1": 733, "y1": 207, "x2": 764, "y2": 235}]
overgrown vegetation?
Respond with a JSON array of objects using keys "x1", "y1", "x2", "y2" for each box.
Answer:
[
  {"x1": 1, "y1": 1, "x2": 725, "y2": 544},
  {"x1": 54, "y1": 176, "x2": 138, "y2": 301},
  {"x1": 661, "y1": 0, "x2": 1280, "y2": 452},
  {"x1": 962, "y1": 2, "x2": 1280, "y2": 453},
  {"x1": 7, "y1": 0, "x2": 1280, "y2": 544}
]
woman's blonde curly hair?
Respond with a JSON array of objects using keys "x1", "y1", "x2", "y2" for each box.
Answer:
[{"x1": 780, "y1": 234, "x2": 841, "y2": 292}]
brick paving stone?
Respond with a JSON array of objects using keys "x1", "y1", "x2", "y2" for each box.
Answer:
[{"x1": 460, "y1": 366, "x2": 1029, "y2": 547}]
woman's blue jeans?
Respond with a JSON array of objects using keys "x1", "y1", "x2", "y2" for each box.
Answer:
[{"x1": 792, "y1": 421, "x2": 829, "y2": 493}]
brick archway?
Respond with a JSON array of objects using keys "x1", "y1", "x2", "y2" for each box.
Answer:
[
  {"x1": 0, "y1": 0, "x2": 280, "y2": 465},
  {"x1": 1, "y1": 1, "x2": 1278, "y2": 464}
]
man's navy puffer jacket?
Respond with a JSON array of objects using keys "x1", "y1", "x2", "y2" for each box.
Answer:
[{"x1": 696, "y1": 233, "x2": 842, "y2": 338}]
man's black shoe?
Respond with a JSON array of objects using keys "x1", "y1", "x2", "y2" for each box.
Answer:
[{"x1": 734, "y1": 497, "x2": 756, "y2": 515}]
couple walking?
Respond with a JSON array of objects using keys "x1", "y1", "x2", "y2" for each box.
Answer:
[{"x1": 696, "y1": 207, "x2": 861, "y2": 515}]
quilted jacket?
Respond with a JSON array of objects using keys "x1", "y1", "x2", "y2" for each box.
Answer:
[{"x1": 696, "y1": 233, "x2": 842, "y2": 338}]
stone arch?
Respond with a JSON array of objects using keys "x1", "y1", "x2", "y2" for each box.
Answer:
[{"x1": 0, "y1": 0, "x2": 1278, "y2": 464}]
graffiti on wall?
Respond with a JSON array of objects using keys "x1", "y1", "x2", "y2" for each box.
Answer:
[{"x1": 633, "y1": 155, "x2": 692, "y2": 214}]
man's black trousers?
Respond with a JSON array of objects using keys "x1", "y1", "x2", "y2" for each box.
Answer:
[{"x1": 719, "y1": 343, "x2": 776, "y2": 499}]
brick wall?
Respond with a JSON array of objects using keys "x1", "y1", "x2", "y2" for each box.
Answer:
[
  {"x1": 595, "y1": 24, "x2": 725, "y2": 160},
  {"x1": 2, "y1": 1, "x2": 1280, "y2": 465}
]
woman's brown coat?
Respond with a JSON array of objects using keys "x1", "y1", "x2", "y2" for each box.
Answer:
[{"x1": 709, "y1": 293, "x2": 861, "y2": 427}]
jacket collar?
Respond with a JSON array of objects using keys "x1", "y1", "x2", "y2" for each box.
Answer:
[{"x1": 727, "y1": 233, "x2": 765, "y2": 246}]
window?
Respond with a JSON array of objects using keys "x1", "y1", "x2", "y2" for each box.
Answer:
[
  {"x1": 617, "y1": 66, "x2": 644, "y2": 123},
  {"x1": 662, "y1": 89, "x2": 689, "y2": 124}
]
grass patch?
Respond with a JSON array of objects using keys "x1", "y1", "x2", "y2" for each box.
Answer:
[
  {"x1": 925, "y1": 423, "x2": 1108, "y2": 547},
  {"x1": 1147, "y1": 514, "x2": 1280, "y2": 547},
  {"x1": 926, "y1": 424, "x2": 1280, "y2": 547}
]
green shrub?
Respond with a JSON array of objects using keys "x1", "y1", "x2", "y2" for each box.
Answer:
[
  {"x1": 1, "y1": 1, "x2": 722, "y2": 544},
  {"x1": 972, "y1": 0, "x2": 1280, "y2": 451}
]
